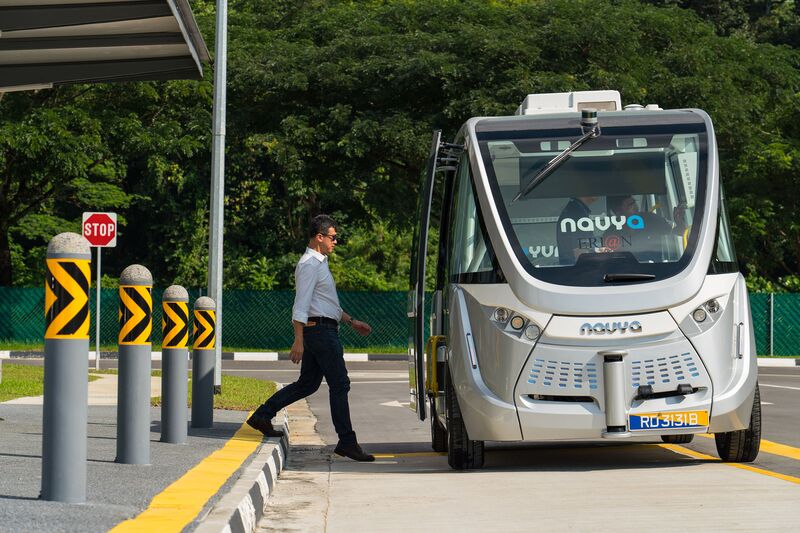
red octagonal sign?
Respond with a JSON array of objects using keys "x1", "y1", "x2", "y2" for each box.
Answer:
[{"x1": 82, "y1": 212, "x2": 117, "y2": 247}]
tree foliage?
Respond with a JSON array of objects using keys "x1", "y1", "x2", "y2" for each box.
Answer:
[{"x1": 1, "y1": 0, "x2": 799, "y2": 291}]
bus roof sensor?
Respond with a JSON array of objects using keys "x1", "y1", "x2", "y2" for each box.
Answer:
[{"x1": 515, "y1": 90, "x2": 621, "y2": 115}]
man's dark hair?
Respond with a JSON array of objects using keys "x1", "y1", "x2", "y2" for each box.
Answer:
[
  {"x1": 309, "y1": 214, "x2": 337, "y2": 238},
  {"x1": 607, "y1": 195, "x2": 632, "y2": 215}
]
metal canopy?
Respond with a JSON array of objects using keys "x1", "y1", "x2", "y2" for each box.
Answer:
[{"x1": 0, "y1": 0, "x2": 210, "y2": 91}]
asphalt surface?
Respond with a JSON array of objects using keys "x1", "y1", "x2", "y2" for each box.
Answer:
[
  {"x1": 247, "y1": 360, "x2": 799, "y2": 532},
  {"x1": 0, "y1": 403, "x2": 248, "y2": 533},
  {"x1": 1, "y1": 359, "x2": 796, "y2": 532}
]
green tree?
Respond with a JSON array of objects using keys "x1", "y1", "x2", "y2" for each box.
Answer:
[{"x1": 0, "y1": 90, "x2": 132, "y2": 285}]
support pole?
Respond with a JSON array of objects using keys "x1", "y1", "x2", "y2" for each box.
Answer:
[
  {"x1": 41, "y1": 232, "x2": 91, "y2": 503},
  {"x1": 192, "y1": 297, "x2": 216, "y2": 428},
  {"x1": 161, "y1": 285, "x2": 189, "y2": 444},
  {"x1": 95, "y1": 247, "x2": 101, "y2": 370},
  {"x1": 116, "y1": 265, "x2": 153, "y2": 465},
  {"x1": 208, "y1": 0, "x2": 228, "y2": 394},
  {"x1": 769, "y1": 292, "x2": 774, "y2": 356},
  {"x1": 600, "y1": 350, "x2": 630, "y2": 439}
]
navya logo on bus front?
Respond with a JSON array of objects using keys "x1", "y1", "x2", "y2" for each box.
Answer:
[
  {"x1": 580, "y1": 321, "x2": 643, "y2": 335},
  {"x1": 560, "y1": 215, "x2": 645, "y2": 233}
]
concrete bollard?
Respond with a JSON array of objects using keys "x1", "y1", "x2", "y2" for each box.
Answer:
[
  {"x1": 116, "y1": 265, "x2": 153, "y2": 464},
  {"x1": 191, "y1": 297, "x2": 216, "y2": 428},
  {"x1": 41, "y1": 232, "x2": 91, "y2": 503},
  {"x1": 161, "y1": 285, "x2": 189, "y2": 444}
]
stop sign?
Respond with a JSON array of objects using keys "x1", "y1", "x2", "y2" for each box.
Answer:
[{"x1": 82, "y1": 212, "x2": 117, "y2": 247}]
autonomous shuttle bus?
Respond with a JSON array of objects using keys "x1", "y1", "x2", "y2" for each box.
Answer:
[{"x1": 408, "y1": 90, "x2": 761, "y2": 470}]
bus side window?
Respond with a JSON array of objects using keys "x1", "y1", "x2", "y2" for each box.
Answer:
[{"x1": 449, "y1": 155, "x2": 502, "y2": 282}]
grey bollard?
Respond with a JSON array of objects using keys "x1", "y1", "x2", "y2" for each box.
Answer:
[
  {"x1": 41, "y1": 232, "x2": 91, "y2": 503},
  {"x1": 116, "y1": 265, "x2": 153, "y2": 464},
  {"x1": 191, "y1": 297, "x2": 216, "y2": 428},
  {"x1": 161, "y1": 285, "x2": 189, "y2": 443}
]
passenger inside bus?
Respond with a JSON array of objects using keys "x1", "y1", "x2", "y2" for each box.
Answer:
[
  {"x1": 604, "y1": 195, "x2": 686, "y2": 262},
  {"x1": 556, "y1": 195, "x2": 599, "y2": 265}
]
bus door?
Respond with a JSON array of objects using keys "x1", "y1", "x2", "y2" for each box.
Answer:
[{"x1": 408, "y1": 130, "x2": 441, "y2": 420}]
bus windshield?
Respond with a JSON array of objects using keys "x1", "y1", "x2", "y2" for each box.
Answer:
[{"x1": 477, "y1": 113, "x2": 709, "y2": 287}]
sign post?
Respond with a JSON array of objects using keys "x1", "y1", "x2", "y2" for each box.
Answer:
[{"x1": 82, "y1": 212, "x2": 117, "y2": 370}]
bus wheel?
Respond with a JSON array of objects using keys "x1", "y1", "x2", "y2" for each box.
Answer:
[
  {"x1": 445, "y1": 368, "x2": 484, "y2": 470},
  {"x1": 661, "y1": 434, "x2": 694, "y2": 444},
  {"x1": 715, "y1": 384, "x2": 762, "y2": 462},
  {"x1": 430, "y1": 400, "x2": 447, "y2": 452}
]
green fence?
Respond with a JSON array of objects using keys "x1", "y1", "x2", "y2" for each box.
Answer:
[
  {"x1": 0, "y1": 287, "x2": 409, "y2": 350},
  {"x1": 0, "y1": 287, "x2": 798, "y2": 354}
]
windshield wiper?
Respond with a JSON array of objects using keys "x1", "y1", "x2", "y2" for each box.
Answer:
[
  {"x1": 604, "y1": 273, "x2": 656, "y2": 283},
  {"x1": 511, "y1": 109, "x2": 602, "y2": 204}
]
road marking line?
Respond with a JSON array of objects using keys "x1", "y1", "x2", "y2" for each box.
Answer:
[
  {"x1": 109, "y1": 415, "x2": 263, "y2": 532},
  {"x1": 760, "y1": 383, "x2": 800, "y2": 391},
  {"x1": 379, "y1": 400, "x2": 410, "y2": 408},
  {"x1": 658, "y1": 443, "x2": 800, "y2": 485},
  {"x1": 319, "y1": 380, "x2": 409, "y2": 385},
  {"x1": 697, "y1": 434, "x2": 800, "y2": 461},
  {"x1": 373, "y1": 452, "x2": 447, "y2": 458}
]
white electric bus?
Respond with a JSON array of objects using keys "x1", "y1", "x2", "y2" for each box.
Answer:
[{"x1": 408, "y1": 90, "x2": 761, "y2": 470}]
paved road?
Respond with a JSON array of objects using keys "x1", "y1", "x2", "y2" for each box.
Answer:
[{"x1": 229, "y1": 360, "x2": 799, "y2": 532}]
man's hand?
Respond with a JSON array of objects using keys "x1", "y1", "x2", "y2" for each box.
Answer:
[
  {"x1": 290, "y1": 338, "x2": 304, "y2": 364},
  {"x1": 352, "y1": 319, "x2": 372, "y2": 337}
]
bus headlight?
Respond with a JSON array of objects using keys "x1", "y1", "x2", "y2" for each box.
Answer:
[
  {"x1": 493, "y1": 307, "x2": 510, "y2": 323},
  {"x1": 692, "y1": 308, "x2": 707, "y2": 323},
  {"x1": 510, "y1": 316, "x2": 526, "y2": 330},
  {"x1": 706, "y1": 299, "x2": 720, "y2": 313},
  {"x1": 524, "y1": 324, "x2": 541, "y2": 340}
]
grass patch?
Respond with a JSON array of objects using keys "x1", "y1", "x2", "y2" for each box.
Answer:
[
  {"x1": 149, "y1": 373, "x2": 274, "y2": 411},
  {"x1": 0, "y1": 364, "x2": 99, "y2": 402},
  {"x1": 1, "y1": 365, "x2": 272, "y2": 411},
  {"x1": 0, "y1": 364, "x2": 44, "y2": 402}
]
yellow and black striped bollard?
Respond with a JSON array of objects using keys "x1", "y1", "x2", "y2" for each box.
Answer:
[
  {"x1": 191, "y1": 296, "x2": 216, "y2": 428},
  {"x1": 41, "y1": 233, "x2": 91, "y2": 503},
  {"x1": 116, "y1": 265, "x2": 153, "y2": 464},
  {"x1": 161, "y1": 285, "x2": 189, "y2": 443}
]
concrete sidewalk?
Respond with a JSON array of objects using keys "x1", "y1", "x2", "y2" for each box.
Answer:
[{"x1": 0, "y1": 372, "x2": 287, "y2": 533}]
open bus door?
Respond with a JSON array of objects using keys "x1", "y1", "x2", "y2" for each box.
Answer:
[{"x1": 408, "y1": 130, "x2": 441, "y2": 421}]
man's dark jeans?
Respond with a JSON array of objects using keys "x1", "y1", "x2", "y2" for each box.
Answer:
[{"x1": 254, "y1": 322, "x2": 356, "y2": 446}]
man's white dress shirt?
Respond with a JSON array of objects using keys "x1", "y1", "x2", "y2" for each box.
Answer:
[{"x1": 292, "y1": 248, "x2": 343, "y2": 324}]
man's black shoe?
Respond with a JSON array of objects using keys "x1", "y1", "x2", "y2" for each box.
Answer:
[
  {"x1": 246, "y1": 414, "x2": 284, "y2": 438},
  {"x1": 334, "y1": 443, "x2": 375, "y2": 462}
]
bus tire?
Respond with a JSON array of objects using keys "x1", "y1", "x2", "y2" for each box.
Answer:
[
  {"x1": 715, "y1": 384, "x2": 762, "y2": 463},
  {"x1": 661, "y1": 434, "x2": 694, "y2": 444},
  {"x1": 446, "y1": 367, "x2": 484, "y2": 470},
  {"x1": 430, "y1": 400, "x2": 448, "y2": 452}
]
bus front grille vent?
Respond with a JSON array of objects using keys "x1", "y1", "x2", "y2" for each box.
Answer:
[
  {"x1": 528, "y1": 359, "x2": 599, "y2": 390},
  {"x1": 630, "y1": 352, "x2": 700, "y2": 388}
]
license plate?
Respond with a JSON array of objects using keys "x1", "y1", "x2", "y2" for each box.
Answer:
[{"x1": 629, "y1": 410, "x2": 709, "y2": 431}]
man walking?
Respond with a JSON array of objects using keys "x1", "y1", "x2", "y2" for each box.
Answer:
[{"x1": 247, "y1": 214, "x2": 375, "y2": 462}]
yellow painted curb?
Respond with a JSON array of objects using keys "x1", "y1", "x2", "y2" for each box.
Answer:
[{"x1": 110, "y1": 417, "x2": 263, "y2": 532}]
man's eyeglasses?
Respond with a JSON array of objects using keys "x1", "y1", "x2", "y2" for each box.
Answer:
[{"x1": 319, "y1": 233, "x2": 338, "y2": 242}]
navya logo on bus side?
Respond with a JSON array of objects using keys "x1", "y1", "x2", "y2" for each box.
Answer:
[
  {"x1": 580, "y1": 321, "x2": 643, "y2": 335},
  {"x1": 560, "y1": 215, "x2": 645, "y2": 233}
]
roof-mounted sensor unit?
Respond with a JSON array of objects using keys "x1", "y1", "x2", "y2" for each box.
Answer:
[{"x1": 515, "y1": 90, "x2": 622, "y2": 115}]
